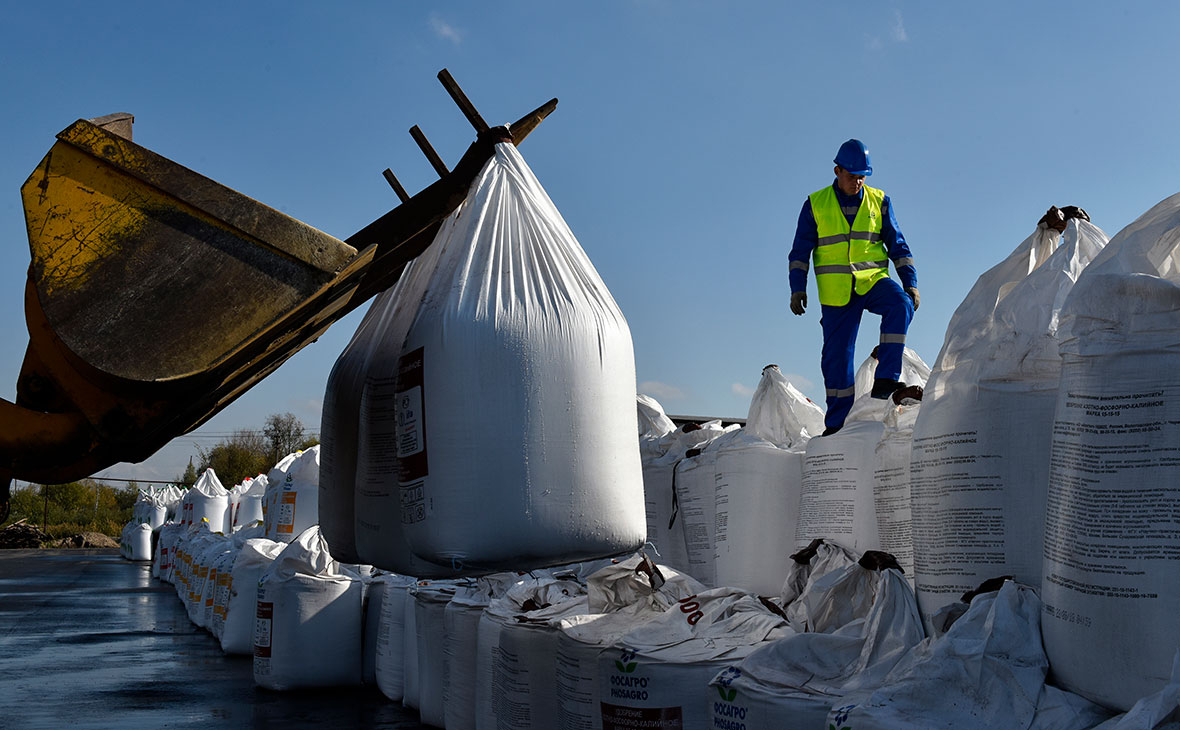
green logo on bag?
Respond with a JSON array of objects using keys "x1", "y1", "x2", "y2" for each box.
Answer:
[
  {"x1": 615, "y1": 660, "x2": 637, "y2": 673},
  {"x1": 718, "y1": 686, "x2": 736, "y2": 702}
]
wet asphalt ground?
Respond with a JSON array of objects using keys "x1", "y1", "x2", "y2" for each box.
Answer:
[{"x1": 0, "y1": 549, "x2": 430, "y2": 729}]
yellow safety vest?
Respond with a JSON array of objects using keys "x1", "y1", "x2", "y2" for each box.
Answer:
[{"x1": 808, "y1": 185, "x2": 890, "y2": 307}]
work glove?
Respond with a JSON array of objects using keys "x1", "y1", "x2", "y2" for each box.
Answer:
[
  {"x1": 790, "y1": 291, "x2": 807, "y2": 316},
  {"x1": 905, "y1": 286, "x2": 920, "y2": 311}
]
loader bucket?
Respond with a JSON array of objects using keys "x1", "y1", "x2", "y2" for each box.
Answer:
[{"x1": 0, "y1": 78, "x2": 557, "y2": 488}]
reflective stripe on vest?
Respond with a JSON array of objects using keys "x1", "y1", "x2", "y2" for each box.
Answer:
[{"x1": 808, "y1": 185, "x2": 890, "y2": 306}]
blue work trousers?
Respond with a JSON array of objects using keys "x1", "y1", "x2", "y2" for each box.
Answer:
[{"x1": 820, "y1": 278, "x2": 914, "y2": 430}]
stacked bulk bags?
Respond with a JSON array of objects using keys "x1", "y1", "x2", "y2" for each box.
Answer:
[
  {"x1": 674, "y1": 365, "x2": 822, "y2": 593},
  {"x1": 373, "y1": 574, "x2": 420, "y2": 702},
  {"x1": 412, "y1": 581, "x2": 459, "y2": 726},
  {"x1": 262, "y1": 451, "x2": 301, "y2": 538},
  {"x1": 253, "y1": 525, "x2": 365, "y2": 690},
  {"x1": 319, "y1": 288, "x2": 398, "y2": 565},
  {"x1": 230, "y1": 475, "x2": 267, "y2": 530},
  {"x1": 597, "y1": 586, "x2": 790, "y2": 730},
  {"x1": 909, "y1": 217, "x2": 1108, "y2": 628},
  {"x1": 359, "y1": 142, "x2": 645, "y2": 574},
  {"x1": 220, "y1": 536, "x2": 285, "y2": 654},
  {"x1": 264, "y1": 446, "x2": 320, "y2": 543},
  {"x1": 182, "y1": 469, "x2": 231, "y2": 533},
  {"x1": 796, "y1": 347, "x2": 929, "y2": 566},
  {"x1": 1041, "y1": 194, "x2": 1180, "y2": 711},
  {"x1": 709, "y1": 556, "x2": 923, "y2": 728},
  {"x1": 444, "y1": 576, "x2": 520, "y2": 730},
  {"x1": 121, "y1": 521, "x2": 153, "y2": 561},
  {"x1": 780, "y1": 538, "x2": 860, "y2": 631}
]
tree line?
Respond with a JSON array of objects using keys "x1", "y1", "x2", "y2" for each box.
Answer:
[{"x1": 3, "y1": 412, "x2": 319, "y2": 537}]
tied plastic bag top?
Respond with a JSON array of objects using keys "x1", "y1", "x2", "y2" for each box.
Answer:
[
  {"x1": 637, "y1": 393, "x2": 677, "y2": 445},
  {"x1": 182, "y1": 468, "x2": 229, "y2": 533},
  {"x1": 366, "y1": 142, "x2": 645, "y2": 572}
]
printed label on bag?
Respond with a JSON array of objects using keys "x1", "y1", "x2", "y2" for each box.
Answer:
[
  {"x1": 277, "y1": 492, "x2": 297, "y2": 534},
  {"x1": 401, "y1": 479, "x2": 427, "y2": 524},
  {"x1": 600, "y1": 702, "x2": 683, "y2": 730},
  {"x1": 254, "y1": 600, "x2": 273, "y2": 664},
  {"x1": 396, "y1": 348, "x2": 428, "y2": 483}
]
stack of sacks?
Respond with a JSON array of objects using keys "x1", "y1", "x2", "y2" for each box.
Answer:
[
  {"x1": 253, "y1": 525, "x2": 365, "y2": 690},
  {"x1": 443, "y1": 575, "x2": 521, "y2": 730},
  {"x1": 264, "y1": 446, "x2": 320, "y2": 543},
  {"x1": 229, "y1": 475, "x2": 267, "y2": 531},
  {"x1": 595, "y1": 586, "x2": 791, "y2": 730},
  {"x1": 1041, "y1": 194, "x2": 1180, "y2": 711},
  {"x1": 374, "y1": 574, "x2": 422, "y2": 702},
  {"x1": 828, "y1": 580, "x2": 1113, "y2": 730},
  {"x1": 208, "y1": 523, "x2": 266, "y2": 642},
  {"x1": 153, "y1": 521, "x2": 185, "y2": 580},
  {"x1": 474, "y1": 574, "x2": 591, "y2": 730},
  {"x1": 780, "y1": 539, "x2": 859, "y2": 632},
  {"x1": 120, "y1": 521, "x2": 153, "y2": 561},
  {"x1": 357, "y1": 142, "x2": 645, "y2": 575},
  {"x1": 796, "y1": 347, "x2": 929, "y2": 575},
  {"x1": 909, "y1": 216, "x2": 1108, "y2": 628},
  {"x1": 639, "y1": 403, "x2": 737, "y2": 574},
  {"x1": 554, "y1": 555, "x2": 705, "y2": 728},
  {"x1": 362, "y1": 571, "x2": 392, "y2": 686},
  {"x1": 220, "y1": 534, "x2": 285, "y2": 655},
  {"x1": 188, "y1": 532, "x2": 232, "y2": 628},
  {"x1": 412, "y1": 580, "x2": 460, "y2": 726},
  {"x1": 709, "y1": 551, "x2": 924, "y2": 728},
  {"x1": 130, "y1": 488, "x2": 169, "y2": 531},
  {"x1": 675, "y1": 364, "x2": 823, "y2": 593},
  {"x1": 181, "y1": 469, "x2": 231, "y2": 533},
  {"x1": 319, "y1": 287, "x2": 399, "y2": 565}
]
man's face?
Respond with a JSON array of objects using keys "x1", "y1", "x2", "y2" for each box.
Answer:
[{"x1": 834, "y1": 166, "x2": 865, "y2": 196}]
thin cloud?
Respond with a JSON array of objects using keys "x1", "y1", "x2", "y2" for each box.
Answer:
[
  {"x1": 731, "y1": 382, "x2": 755, "y2": 398},
  {"x1": 891, "y1": 10, "x2": 909, "y2": 43},
  {"x1": 430, "y1": 15, "x2": 464, "y2": 45},
  {"x1": 639, "y1": 381, "x2": 686, "y2": 402}
]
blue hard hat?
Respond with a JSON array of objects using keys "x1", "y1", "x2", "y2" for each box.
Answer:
[{"x1": 834, "y1": 139, "x2": 872, "y2": 176}]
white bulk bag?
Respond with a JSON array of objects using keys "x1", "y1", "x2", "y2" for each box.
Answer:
[
  {"x1": 1089, "y1": 652, "x2": 1180, "y2": 730},
  {"x1": 373, "y1": 574, "x2": 418, "y2": 702},
  {"x1": 828, "y1": 581, "x2": 1088, "y2": 730},
  {"x1": 637, "y1": 393, "x2": 677, "y2": 455},
  {"x1": 262, "y1": 451, "x2": 301, "y2": 537},
  {"x1": 209, "y1": 547, "x2": 238, "y2": 640},
  {"x1": 219, "y1": 538, "x2": 284, "y2": 654},
  {"x1": 153, "y1": 522, "x2": 182, "y2": 581},
  {"x1": 354, "y1": 249, "x2": 467, "y2": 578},
  {"x1": 362, "y1": 571, "x2": 389, "y2": 685},
  {"x1": 474, "y1": 577, "x2": 590, "y2": 730},
  {"x1": 910, "y1": 219, "x2": 1107, "y2": 628},
  {"x1": 388, "y1": 142, "x2": 645, "y2": 571},
  {"x1": 443, "y1": 583, "x2": 496, "y2": 730},
  {"x1": 265, "y1": 446, "x2": 320, "y2": 543},
  {"x1": 643, "y1": 420, "x2": 736, "y2": 575},
  {"x1": 319, "y1": 288, "x2": 396, "y2": 566},
  {"x1": 125, "y1": 522, "x2": 153, "y2": 561},
  {"x1": 1041, "y1": 194, "x2": 1180, "y2": 711},
  {"x1": 797, "y1": 348, "x2": 929, "y2": 558},
  {"x1": 232, "y1": 475, "x2": 267, "y2": 530},
  {"x1": 253, "y1": 526, "x2": 364, "y2": 690},
  {"x1": 872, "y1": 396, "x2": 923, "y2": 580},
  {"x1": 598, "y1": 587, "x2": 791, "y2": 730},
  {"x1": 413, "y1": 582, "x2": 459, "y2": 727},
  {"x1": 182, "y1": 469, "x2": 230, "y2": 533}
]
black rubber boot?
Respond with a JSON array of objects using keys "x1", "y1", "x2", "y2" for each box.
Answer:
[{"x1": 870, "y1": 378, "x2": 902, "y2": 399}]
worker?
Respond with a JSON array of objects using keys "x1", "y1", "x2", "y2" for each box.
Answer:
[{"x1": 789, "y1": 139, "x2": 920, "y2": 435}]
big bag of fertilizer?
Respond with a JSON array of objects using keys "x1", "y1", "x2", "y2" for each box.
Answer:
[
  {"x1": 674, "y1": 365, "x2": 822, "y2": 594},
  {"x1": 264, "y1": 446, "x2": 320, "y2": 543},
  {"x1": 597, "y1": 586, "x2": 791, "y2": 730},
  {"x1": 709, "y1": 557, "x2": 923, "y2": 730},
  {"x1": 1040, "y1": 194, "x2": 1180, "y2": 711},
  {"x1": 797, "y1": 348, "x2": 929, "y2": 561},
  {"x1": 373, "y1": 574, "x2": 419, "y2": 701},
  {"x1": 364, "y1": 142, "x2": 645, "y2": 573},
  {"x1": 909, "y1": 217, "x2": 1108, "y2": 629},
  {"x1": 253, "y1": 526, "x2": 364, "y2": 689},
  {"x1": 220, "y1": 536, "x2": 284, "y2": 654},
  {"x1": 231, "y1": 475, "x2": 266, "y2": 530},
  {"x1": 182, "y1": 469, "x2": 230, "y2": 533},
  {"x1": 554, "y1": 555, "x2": 704, "y2": 729},
  {"x1": 320, "y1": 287, "x2": 399, "y2": 565}
]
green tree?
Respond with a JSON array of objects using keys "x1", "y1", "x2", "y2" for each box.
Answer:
[
  {"x1": 263, "y1": 412, "x2": 307, "y2": 465},
  {"x1": 197, "y1": 428, "x2": 270, "y2": 487},
  {"x1": 176, "y1": 457, "x2": 198, "y2": 486}
]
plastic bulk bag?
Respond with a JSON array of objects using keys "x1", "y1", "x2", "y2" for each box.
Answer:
[
  {"x1": 361, "y1": 571, "x2": 390, "y2": 685},
  {"x1": 153, "y1": 522, "x2": 182, "y2": 580},
  {"x1": 413, "y1": 581, "x2": 459, "y2": 727},
  {"x1": 909, "y1": 218, "x2": 1108, "y2": 629},
  {"x1": 443, "y1": 581, "x2": 498, "y2": 730},
  {"x1": 231, "y1": 475, "x2": 266, "y2": 530},
  {"x1": 319, "y1": 288, "x2": 400, "y2": 565},
  {"x1": 124, "y1": 522, "x2": 153, "y2": 561},
  {"x1": 370, "y1": 142, "x2": 645, "y2": 572},
  {"x1": 829, "y1": 581, "x2": 1061, "y2": 729},
  {"x1": 780, "y1": 538, "x2": 860, "y2": 631},
  {"x1": 261, "y1": 451, "x2": 301, "y2": 537},
  {"x1": 1089, "y1": 652, "x2": 1180, "y2": 729},
  {"x1": 253, "y1": 525, "x2": 364, "y2": 690},
  {"x1": 181, "y1": 469, "x2": 230, "y2": 533},
  {"x1": 263, "y1": 446, "x2": 319, "y2": 543},
  {"x1": 554, "y1": 555, "x2": 705, "y2": 729},
  {"x1": 474, "y1": 576, "x2": 590, "y2": 730},
  {"x1": 373, "y1": 574, "x2": 419, "y2": 701},
  {"x1": 797, "y1": 348, "x2": 929, "y2": 559},
  {"x1": 638, "y1": 393, "x2": 677, "y2": 454},
  {"x1": 643, "y1": 419, "x2": 736, "y2": 574},
  {"x1": 672, "y1": 366, "x2": 821, "y2": 593},
  {"x1": 217, "y1": 537, "x2": 281, "y2": 654},
  {"x1": 709, "y1": 561, "x2": 922, "y2": 729},
  {"x1": 1041, "y1": 194, "x2": 1180, "y2": 711},
  {"x1": 597, "y1": 586, "x2": 791, "y2": 730},
  {"x1": 203, "y1": 543, "x2": 237, "y2": 632}
]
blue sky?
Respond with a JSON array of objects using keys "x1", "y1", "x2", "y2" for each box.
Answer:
[{"x1": 2, "y1": 2, "x2": 1178, "y2": 483}]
